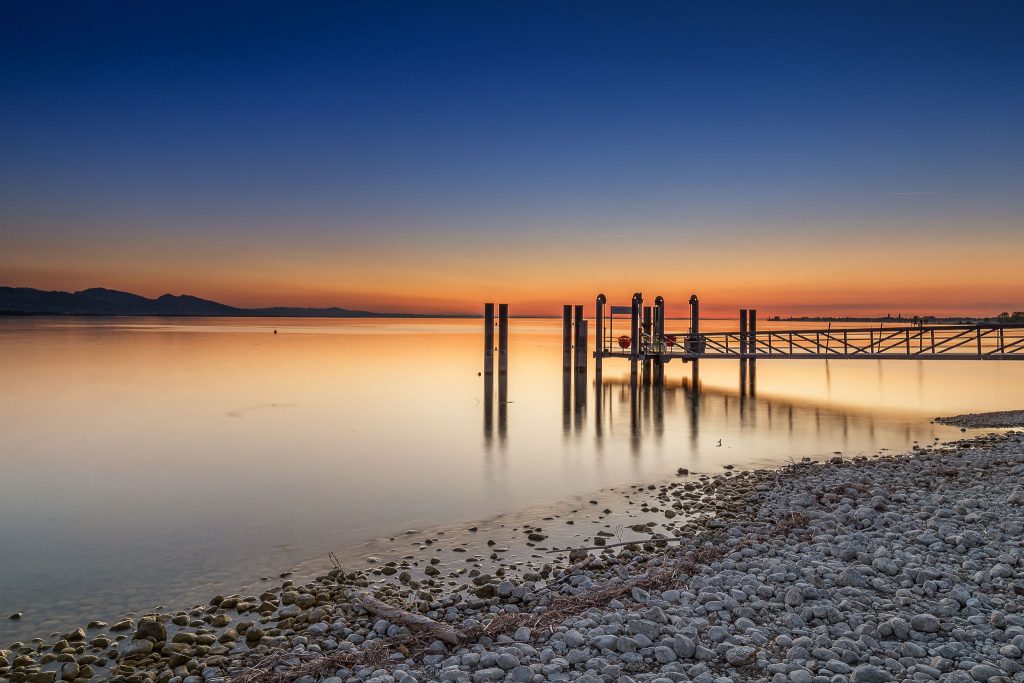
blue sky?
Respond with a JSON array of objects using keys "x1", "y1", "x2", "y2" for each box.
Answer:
[{"x1": 2, "y1": 1, "x2": 1022, "y2": 313}]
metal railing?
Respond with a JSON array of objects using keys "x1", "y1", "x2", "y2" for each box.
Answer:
[{"x1": 680, "y1": 323, "x2": 1024, "y2": 360}]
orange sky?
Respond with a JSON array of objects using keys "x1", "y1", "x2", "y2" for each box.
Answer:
[{"x1": 4, "y1": 217, "x2": 1022, "y2": 317}]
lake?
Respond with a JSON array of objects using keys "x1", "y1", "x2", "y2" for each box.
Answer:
[{"x1": 0, "y1": 316, "x2": 1019, "y2": 643}]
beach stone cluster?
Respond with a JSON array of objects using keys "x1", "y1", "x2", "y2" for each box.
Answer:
[{"x1": 2, "y1": 432, "x2": 1023, "y2": 683}]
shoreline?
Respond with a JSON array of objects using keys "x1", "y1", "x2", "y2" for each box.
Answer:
[
  {"x1": 4, "y1": 429, "x2": 1023, "y2": 683},
  {"x1": 937, "y1": 410, "x2": 1024, "y2": 430}
]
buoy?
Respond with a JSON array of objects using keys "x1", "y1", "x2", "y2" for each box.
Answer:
[{"x1": 617, "y1": 335, "x2": 631, "y2": 349}]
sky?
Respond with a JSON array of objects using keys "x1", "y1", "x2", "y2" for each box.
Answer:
[{"x1": 1, "y1": 1, "x2": 1023, "y2": 316}]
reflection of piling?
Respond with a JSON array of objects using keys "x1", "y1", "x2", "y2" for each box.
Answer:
[
  {"x1": 484, "y1": 303, "x2": 494, "y2": 374},
  {"x1": 498, "y1": 304, "x2": 508, "y2": 374},
  {"x1": 483, "y1": 370, "x2": 494, "y2": 443},
  {"x1": 498, "y1": 371, "x2": 508, "y2": 443},
  {"x1": 561, "y1": 370, "x2": 571, "y2": 435},
  {"x1": 562, "y1": 305, "x2": 572, "y2": 372}
]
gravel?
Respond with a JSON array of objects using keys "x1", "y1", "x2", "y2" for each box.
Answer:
[{"x1": 4, "y1": 431, "x2": 1023, "y2": 683}]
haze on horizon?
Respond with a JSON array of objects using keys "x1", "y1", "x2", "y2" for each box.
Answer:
[{"x1": 2, "y1": 2, "x2": 1022, "y2": 317}]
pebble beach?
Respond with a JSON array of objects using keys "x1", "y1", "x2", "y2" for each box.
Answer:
[{"x1": 4, "y1": 430, "x2": 1024, "y2": 683}]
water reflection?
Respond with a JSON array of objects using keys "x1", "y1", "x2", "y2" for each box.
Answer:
[{"x1": 527, "y1": 359, "x2": 939, "y2": 461}]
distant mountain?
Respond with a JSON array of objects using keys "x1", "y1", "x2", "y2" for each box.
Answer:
[{"x1": 0, "y1": 287, "x2": 419, "y2": 317}]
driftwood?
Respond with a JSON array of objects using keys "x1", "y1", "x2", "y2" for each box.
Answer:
[
  {"x1": 358, "y1": 592, "x2": 462, "y2": 646},
  {"x1": 545, "y1": 537, "x2": 680, "y2": 553}
]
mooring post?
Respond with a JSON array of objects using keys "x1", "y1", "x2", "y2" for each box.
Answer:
[
  {"x1": 595, "y1": 293, "x2": 606, "y2": 376},
  {"x1": 484, "y1": 303, "x2": 495, "y2": 374},
  {"x1": 739, "y1": 309, "x2": 748, "y2": 357},
  {"x1": 573, "y1": 305, "x2": 586, "y2": 374},
  {"x1": 689, "y1": 294, "x2": 700, "y2": 346},
  {"x1": 562, "y1": 304, "x2": 572, "y2": 371},
  {"x1": 748, "y1": 308, "x2": 757, "y2": 358},
  {"x1": 689, "y1": 294, "x2": 700, "y2": 385},
  {"x1": 630, "y1": 292, "x2": 642, "y2": 382},
  {"x1": 653, "y1": 296, "x2": 665, "y2": 384},
  {"x1": 498, "y1": 303, "x2": 509, "y2": 374},
  {"x1": 642, "y1": 305, "x2": 652, "y2": 384}
]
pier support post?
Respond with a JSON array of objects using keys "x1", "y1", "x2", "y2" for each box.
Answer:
[
  {"x1": 498, "y1": 304, "x2": 509, "y2": 374},
  {"x1": 484, "y1": 303, "x2": 494, "y2": 374},
  {"x1": 630, "y1": 292, "x2": 642, "y2": 382},
  {"x1": 747, "y1": 309, "x2": 756, "y2": 396},
  {"x1": 748, "y1": 309, "x2": 757, "y2": 358},
  {"x1": 653, "y1": 296, "x2": 665, "y2": 384},
  {"x1": 739, "y1": 309, "x2": 748, "y2": 358},
  {"x1": 689, "y1": 294, "x2": 700, "y2": 389},
  {"x1": 642, "y1": 305, "x2": 652, "y2": 384},
  {"x1": 739, "y1": 309, "x2": 748, "y2": 396},
  {"x1": 573, "y1": 305, "x2": 585, "y2": 373},
  {"x1": 595, "y1": 294, "x2": 606, "y2": 377},
  {"x1": 562, "y1": 305, "x2": 572, "y2": 372}
]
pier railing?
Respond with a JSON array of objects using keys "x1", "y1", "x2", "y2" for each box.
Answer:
[{"x1": 665, "y1": 323, "x2": 1024, "y2": 360}]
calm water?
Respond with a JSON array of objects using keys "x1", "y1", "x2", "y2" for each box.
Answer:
[{"x1": 1, "y1": 316, "x2": 1020, "y2": 643}]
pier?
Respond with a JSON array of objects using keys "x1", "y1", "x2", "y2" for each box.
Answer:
[{"x1": 589, "y1": 293, "x2": 1024, "y2": 364}]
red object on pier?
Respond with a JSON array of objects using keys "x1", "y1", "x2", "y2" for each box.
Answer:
[
  {"x1": 617, "y1": 335, "x2": 632, "y2": 349},
  {"x1": 664, "y1": 335, "x2": 677, "y2": 347}
]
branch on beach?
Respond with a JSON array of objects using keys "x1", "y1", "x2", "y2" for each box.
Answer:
[
  {"x1": 358, "y1": 592, "x2": 462, "y2": 646},
  {"x1": 544, "y1": 537, "x2": 680, "y2": 554}
]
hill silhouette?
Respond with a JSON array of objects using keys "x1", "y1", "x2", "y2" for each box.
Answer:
[{"x1": 0, "y1": 287, "x2": 422, "y2": 317}]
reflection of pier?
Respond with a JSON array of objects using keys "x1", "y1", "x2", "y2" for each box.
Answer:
[{"x1": 590, "y1": 374, "x2": 933, "y2": 456}]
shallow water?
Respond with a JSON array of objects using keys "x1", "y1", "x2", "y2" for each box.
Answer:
[{"x1": 0, "y1": 316, "x2": 1019, "y2": 643}]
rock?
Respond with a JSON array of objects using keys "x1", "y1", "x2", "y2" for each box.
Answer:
[
  {"x1": 1008, "y1": 488, "x2": 1024, "y2": 505},
  {"x1": 725, "y1": 645, "x2": 756, "y2": 666},
  {"x1": 8, "y1": 612, "x2": 22, "y2": 620},
  {"x1": 850, "y1": 665, "x2": 893, "y2": 683},
  {"x1": 58, "y1": 662, "x2": 79, "y2": 681},
  {"x1": 910, "y1": 613, "x2": 940, "y2": 633},
  {"x1": 513, "y1": 627, "x2": 531, "y2": 642},
  {"x1": 654, "y1": 645, "x2": 677, "y2": 663},
  {"x1": 970, "y1": 664, "x2": 1004, "y2": 681},
  {"x1": 62, "y1": 627, "x2": 86, "y2": 641},
  {"x1": 871, "y1": 557, "x2": 899, "y2": 576},
  {"x1": 110, "y1": 618, "x2": 133, "y2": 631},
  {"x1": 673, "y1": 634, "x2": 696, "y2": 659},
  {"x1": 134, "y1": 618, "x2": 167, "y2": 643},
  {"x1": 836, "y1": 567, "x2": 868, "y2": 588},
  {"x1": 122, "y1": 639, "x2": 154, "y2": 658},
  {"x1": 495, "y1": 653, "x2": 519, "y2": 670}
]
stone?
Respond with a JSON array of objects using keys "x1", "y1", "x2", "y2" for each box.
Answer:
[
  {"x1": 654, "y1": 646, "x2": 677, "y2": 663},
  {"x1": 850, "y1": 665, "x2": 893, "y2": 683},
  {"x1": 725, "y1": 645, "x2": 756, "y2": 666},
  {"x1": 673, "y1": 634, "x2": 696, "y2": 659},
  {"x1": 134, "y1": 618, "x2": 167, "y2": 643},
  {"x1": 122, "y1": 639, "x2": 154, "y2": 658},
  {"x1": 969, "y1": 664, "x2": 1003, "y2": 681},
  {"x1": 910, "y1": 613, "x2": 940, "y2": 633}
]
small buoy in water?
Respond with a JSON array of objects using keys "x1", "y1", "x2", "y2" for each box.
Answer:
[{"x1": 273, "y1": 330, "x2": 277, "y2": 334}]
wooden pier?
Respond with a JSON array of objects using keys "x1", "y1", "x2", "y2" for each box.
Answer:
[{"x1": 589, "y1": 293, "x2": 1024, "y2": 364}]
